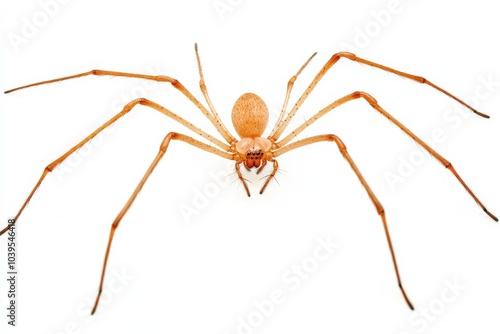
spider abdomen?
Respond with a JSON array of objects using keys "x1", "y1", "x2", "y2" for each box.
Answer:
[{"x1": 231, "y1": 92, "x2": 269, "y2": 138}]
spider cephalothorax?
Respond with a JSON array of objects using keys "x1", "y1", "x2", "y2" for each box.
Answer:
[
  {"x1": 2, "y1": 44, "x2": 496, "y2": 317},
  {"x1": 234, "y1": 133, "x2": 272, "y2": 170}
]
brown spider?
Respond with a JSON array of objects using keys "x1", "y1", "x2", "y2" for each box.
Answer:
[{"x1": 1, "y1": 44, "x2": 497, "y2": 315}]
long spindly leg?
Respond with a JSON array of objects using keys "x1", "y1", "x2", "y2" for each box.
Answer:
[
  {"x1": 270, "y1": 52, "x2": 490, "y2": 141},
  {"x1": 277, "y1": 91, "x2": 498, "y2": 222},
  {"x1": 259, "y1": 159, "x2": 279, "y2": 194},
  {"x1": 5, "y1": 66, "x2": 235, "y2": 144},
  {"x1": 235, "y1": 162, "x2": 251, "y2": 197},
  {"x1": 269, "y1": 51, "x2": 317, "y2": 137},
  {"x1": 91, "y1": 132, "x2": 233, "y2": 315},
  {"x1": 0, "y1": 98, "x2": 231, "y2": 236},
  {"x1": 234, "y1": 158, "x2": 278, "y2": 196},
  {"x1": 194, "y1": 43, "x2": 237, "y2": 145},
  {"x1": 274, "y1": 134, "x2": 414, "y2": 310}
]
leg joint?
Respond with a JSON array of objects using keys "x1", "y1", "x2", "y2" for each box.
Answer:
[
  {"x1": 326, "y1": 134, "x2": 347, "y2": 151},
  {"x1": 122, "y1": 98, "x2": 148, "y2": 112},
  {"x1": 353, "y1": 91, "x2": 378, "y2": 106},
  {"x1": 45, "y1": 164, "x2": 56, "y2": 172},
  {"x1": 160, "y1": 132, "x2": 177, "y2": 151},
  {"x1": 335, "y1": 51, "x2": 357, "y2": 60},
  {"x1": 377, "y1": 206, "x2": 385, "y2": 216},
  {"x1": 170, "y1": 79, "x2": 180, "y2": 88}
]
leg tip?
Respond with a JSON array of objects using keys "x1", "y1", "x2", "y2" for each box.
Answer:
[
  {"x1": 399, "y1": 283, "x2": 414, "y2": 311},
  {"x1": 484, "y1": 208, "x2": 498, "y2": 222},
  {"x1": 472, "y1": 109, "x2": 490, "y2": 118}
]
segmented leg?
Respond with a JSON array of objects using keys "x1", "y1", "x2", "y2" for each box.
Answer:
[
  {"x1": 274, "y1": 134, "x2": 414, "y2": 310},
  {"x1": 91, "y1": 132, "x2": 233, "y2": 314},
  {"x1": 235, "y1": 162, "x2": 251, "y2": 197},
  {"x1": 276, "y1": 91, "x2": 498, "y2": 222},
  {"x1": 259, "y1": 159, "x2": 279, "y2": 194},
  {"x1": 5, "y1": 67, "x2": 235, "y2": 144},
  {"x1": 0, "y1": 98, "x2": 232, "y2": 236},
  {"x1": 194, "y1": 43, "x2": 236, "y2": 144},
  {"x1": 270, "y1": 52, "x2": 490, "y2": 141},
  {"x1": 269, "y1": 51, "x2": 317, "y2": 136}
]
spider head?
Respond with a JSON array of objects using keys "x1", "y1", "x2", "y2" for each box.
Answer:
[
  {"x1": 245, "y1": 148, "x2": 264, "y2": 168},
  {"x1": 235, "y1": 137, "x2": 272, "y2": 169},
  {"x1": 232, "y1": 92, "x2": 269, "y2": 138}
]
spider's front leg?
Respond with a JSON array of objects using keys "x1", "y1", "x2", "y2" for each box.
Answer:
[
  {"x1": 235, "y1": 161, "x2": 251, "y2": 197},
  {"x1": 233, "y1": 135, "x2": 278, "y2": 196},
  {"x1": 259, "y1": 158, "x2": 279, "y2": 194},
  {"x1": 234, "y1": 157, "x2": 278, "y2": 196}
]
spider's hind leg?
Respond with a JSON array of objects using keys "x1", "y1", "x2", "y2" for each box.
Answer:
[{"x1": 274, "y1": 134, "x2": 415, "y2": 310}]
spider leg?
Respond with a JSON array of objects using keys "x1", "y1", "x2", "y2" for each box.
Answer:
[
  {"x1": 5, "y1": 68, "x2": 235, "y2": 144},
  {"x1": 0, "y1": 98, "x2": 232, "y2": 236},
  {"x1": 235, "y1": 162, "x2": 251, "y2": 197},
  {"x1": 256, "y1": 159, "x2": 268, "y2": 174},
  {"x1": 194, "y1": 44, "x2": 237, "y2": 145},
  {"x1": 235, "y1": 157, "x2": 277, "y2": 196},
  {"x1": 274, "y1": 134, "x2": 414, "y2": 310},
  {"x1": 91, "y1": 132, "x2": 233, "y2": 315},
  {"x1": 277, "y1": 91, "x2": 497, "y2": 222},
  {"x1": 270, "y1": 52, "x2": 490, "y2": 141},
  {"x1": 269, "y1": 51, "x2": 317, "y2": 136},
  {"x1": 259, "y1": 159, "x2": 279, "y2": 194}
]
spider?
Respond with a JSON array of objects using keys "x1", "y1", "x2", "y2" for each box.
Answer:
[{"x1": 1, "y1": 44, "x2": 497, "y2": 316}]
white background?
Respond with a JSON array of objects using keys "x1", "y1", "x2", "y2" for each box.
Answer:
[{"x1": 1, "y1": 0, "x2": 499, "y2": 333}]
